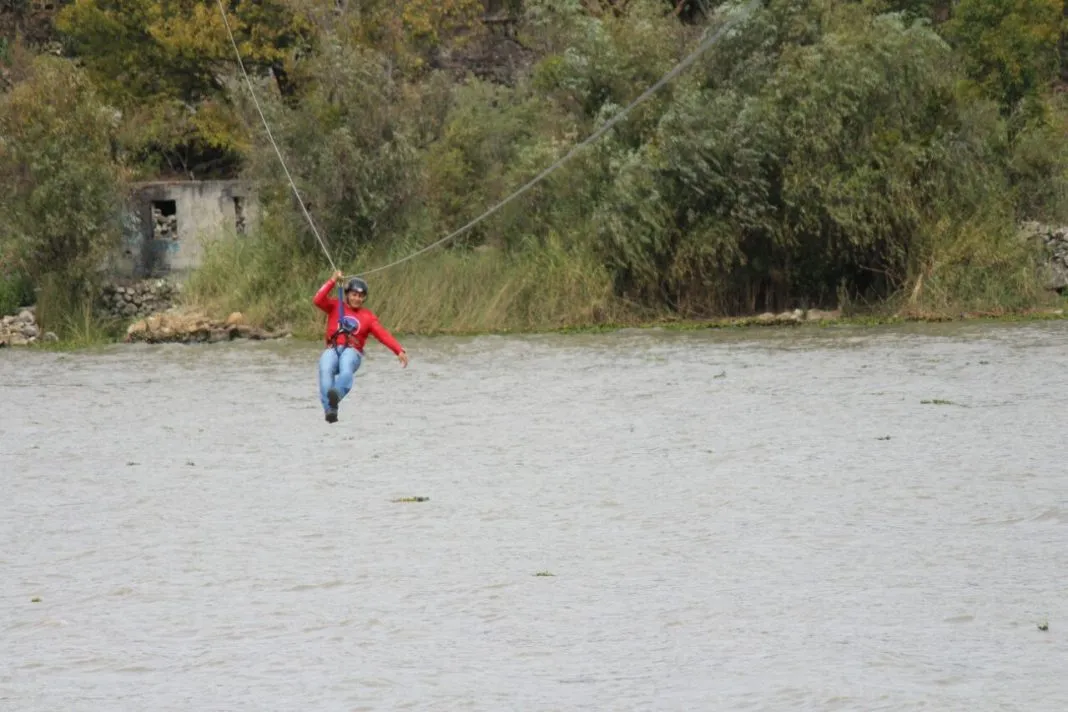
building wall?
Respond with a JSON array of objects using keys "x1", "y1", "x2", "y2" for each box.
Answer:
[{"x1": 115, "y1": 180, "x2": 259, "y2": 278}]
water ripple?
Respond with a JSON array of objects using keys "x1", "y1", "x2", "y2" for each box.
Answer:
[{"x1": 2, "y1": 321, "x2": 1067, "y2": 710}]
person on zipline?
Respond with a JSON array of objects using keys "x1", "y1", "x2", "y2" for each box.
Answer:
[{"x1": 313, "y1": 270, "x2": 408, "y2": 423}]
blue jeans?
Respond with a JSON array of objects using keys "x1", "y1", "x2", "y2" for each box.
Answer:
[{"x1": 318, "y1": 346, "x2": 362, "y2": 412}]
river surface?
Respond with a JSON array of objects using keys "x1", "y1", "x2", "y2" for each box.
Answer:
[{"x1": 2, "y1": 321, "x2": 1067, "y2": 711}]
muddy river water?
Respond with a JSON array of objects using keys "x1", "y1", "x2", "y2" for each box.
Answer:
[{"x1": 2, "y1": 321, "x2": 1066, "y2": 710}]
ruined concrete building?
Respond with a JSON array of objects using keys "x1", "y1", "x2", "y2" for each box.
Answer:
[{"x1": 115, "y1": 180, "x2": 259, "y2": 278}]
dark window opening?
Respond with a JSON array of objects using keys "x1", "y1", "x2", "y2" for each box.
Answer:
[
  {"x1": 151, "y1": 200, "x2": 178, "y2": 240},
  {"x1": 234, "y1": 197, "x2": 246, "y2": 235}
]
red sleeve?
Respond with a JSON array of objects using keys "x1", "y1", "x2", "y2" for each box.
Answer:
[
  {"x1": 369, "y1": 315, "x2": 404, "y2": 355},
  {"x1": 313, "y1": 279, "x2": 338, "y2": 314}
]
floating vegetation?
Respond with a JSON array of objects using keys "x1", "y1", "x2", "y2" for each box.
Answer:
[
  {"x1": 30, "y1": 597, "x2": 40, "y2": 603},
  {"x1": 1038, "y1": 620, "x2": 1049, "y2": 632},
  {"x1": 921, "y1": 399, "x2": 957, "y2": 406},
  {"x1": 534, "y1": 571, "x2": 555, "y2": 577},
  {"x1": 392, "y1": 496, "x2": 429, "y2": 503},
  {"x1": 876, "y1": 436, "x2": 892, "y2": 441}
]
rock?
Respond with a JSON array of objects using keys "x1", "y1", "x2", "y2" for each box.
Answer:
[
  {"x1": 98, "y1": 278, "x2": 181, "y2": 321},
  {"x1": 126, "y1": 319, "x2": 148, "y2": 338},
  {"x1": 0, "y1": 306, "x2": 42, "y2": 347},
  {"x1": 806, "y1": 308, "x2": 842, "y2": 321},
  {"x1": 225, "y1": 311, "x2": 245, "y2": 327},
  {"x1": 42, "y1": 331, "x2": 59, "y2": 343},
  {"x1": 123, "y1": 308, "x2": 284, "y2": 344},
  {"x1": 1019, "y1": 221, "x2": 1068, "y2": 291}
]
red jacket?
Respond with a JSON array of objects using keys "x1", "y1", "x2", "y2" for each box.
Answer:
[{"x1": 313, "y1": 278, "x2": 404, "y2": 354}]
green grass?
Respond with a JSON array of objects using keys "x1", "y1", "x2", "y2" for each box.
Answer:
[
  {"x1": 15, "y1": 220, "x2": 1068, "y2": 350},
  {"x1": 181, "y1": 227, "x2": 635, "y2": 338},
  {"x1": 26, "y1": 277, "x2": 123, "y2": 350}
]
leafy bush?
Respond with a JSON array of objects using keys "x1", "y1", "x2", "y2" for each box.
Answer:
[
  {"x1": 586, "y1": 2, "x2": 1043, "y2": 313},
  {"x1": 0, "y1": 56, "x2": 127, "y2": 329}
]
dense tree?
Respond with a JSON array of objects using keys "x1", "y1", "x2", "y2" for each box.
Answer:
[
  {"x1": 2, "y1": 0, "x2": 1066, "y2": 319},
  {"x1": 0, "y1": 56, "x2": 126, "y2": 288},
  {"x1": 55, "y1": 0, "x2": 314, "y2": 176}
]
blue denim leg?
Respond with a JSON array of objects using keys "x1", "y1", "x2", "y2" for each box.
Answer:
[
  {"x1": 318, "y1": 347, "x2": 340, "y2": 412},
  {"x1": 335, "y1": 348, "x2": 362, "y2": 402}
]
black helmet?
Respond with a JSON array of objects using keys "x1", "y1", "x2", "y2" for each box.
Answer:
[{"x1": 344, "y1": 277, "x2": 368, "y2": 295}]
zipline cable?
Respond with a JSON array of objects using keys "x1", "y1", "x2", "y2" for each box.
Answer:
[
  {"x1": 216, "y1": 0, "x2": 760, "y2": 278},
  {"x1": 215, "y1": 0, "x2": 337, "y2": 273}
]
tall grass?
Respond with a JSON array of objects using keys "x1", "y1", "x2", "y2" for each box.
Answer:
[
  {"x1": 899, "y1": 217, "x2": 1052, "y2": 316},
  {"x1": 181, "y1": 227, "x2": 636, "y2": 337},
  {"x1": 0, "y1": 273, "x2": 34, "y2": 315},
  {"x1": 180, "y1": 226, "x2": 323, "y2": 336},
  {"x1": 32, "y1": 274, "x2": 122, "y2": 348}
]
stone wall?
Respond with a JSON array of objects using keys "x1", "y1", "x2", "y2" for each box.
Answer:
[
  {"x1": 1020, "y1": 221, "x2": 1068, "y2": 292},
  {"x1": 98, "y1": 279, "x2": 181, "y2": 320}
]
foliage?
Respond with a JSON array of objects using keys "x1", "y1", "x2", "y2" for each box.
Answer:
[
  {"x1": 3, "y1": 0, "x2": 1068, "y2": 333},
  {"x1": 55, "y1": 0, "x2": 314, "y2": 175},
  {"x1": 945, "y1": 0, "x2": 1064, "y2": 113},
  {"x1": 1006, "y1": 93, "x2": 1068, "y2": 221},
  {"x1": 183, "y1": 218, "x2": 624, "y2": 336},
  {"x1": 588, "y1": 1, "x2": 1037, "y2": 313},
  {"x1": 0, "y1": 55, "x2": 126, "y2": 330},
  {"x1": 237, "y1": 38, "x2": 424, "y2": 259},
  {"x1": 0, "y1": 272, "x2": 34, "y2": 315}
]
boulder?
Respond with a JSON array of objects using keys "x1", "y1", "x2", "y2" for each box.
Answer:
[
  {"x1": 0, "y1": 307, "x2": 41, "y2": 346},
  {"x1": 125, "y1": 309, "x2": 287, "y2": 343}
]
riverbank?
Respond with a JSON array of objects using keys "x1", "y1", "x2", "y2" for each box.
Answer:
[
  {"x1": 4, "y1": 217, "x2": 1068, "y2": 350},
  {"x1": 4, "y1": 300, "x2": 1067, "y2": 352}
]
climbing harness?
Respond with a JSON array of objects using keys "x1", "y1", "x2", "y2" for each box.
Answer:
[
  {"x1": 215, "y1": 0, "x2": 760, "y2": 277},
  {"x1": 328, "y1": 286, "x2": 362, "y2": 352}
]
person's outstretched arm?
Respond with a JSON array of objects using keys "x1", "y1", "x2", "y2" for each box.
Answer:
[
  {"x1": 313, "y1": 270, "x2": 343, "y2": 314},
  {"x1": 370, "y1": 317, "x2": 409, "y2": 367}
]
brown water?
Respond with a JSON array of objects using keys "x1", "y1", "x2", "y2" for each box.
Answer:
[{"x1": 2, "y1": 321, "x2": 1066, "y2": 711}]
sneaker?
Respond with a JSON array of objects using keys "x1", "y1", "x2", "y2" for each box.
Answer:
[
  {"x1": 325, "y1": 409, "x2": 338, "y2": 424},
  {"x1": 327, "y1": 388, "x2": 340, "y2": 410}
]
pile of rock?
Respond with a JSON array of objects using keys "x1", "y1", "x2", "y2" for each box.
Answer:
[
  {"x1": 99, "y1": 279, "x2": 180, "y2": 319},
  {"x1": 0, "y1": 308, "x2": 58, "y2": 347},
  {"x1": 124, "y1": 310, "x2": 288, "y2": 344},
  {"x1": 153, "y1": 207, "x2": 178, "y2": 240},
  {"x1": 1020, "y1": 222, "x2": 1068, "y2": 292},
  {"x1": 752, "y1": 308, "x2": 842, "y2": 324}
]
